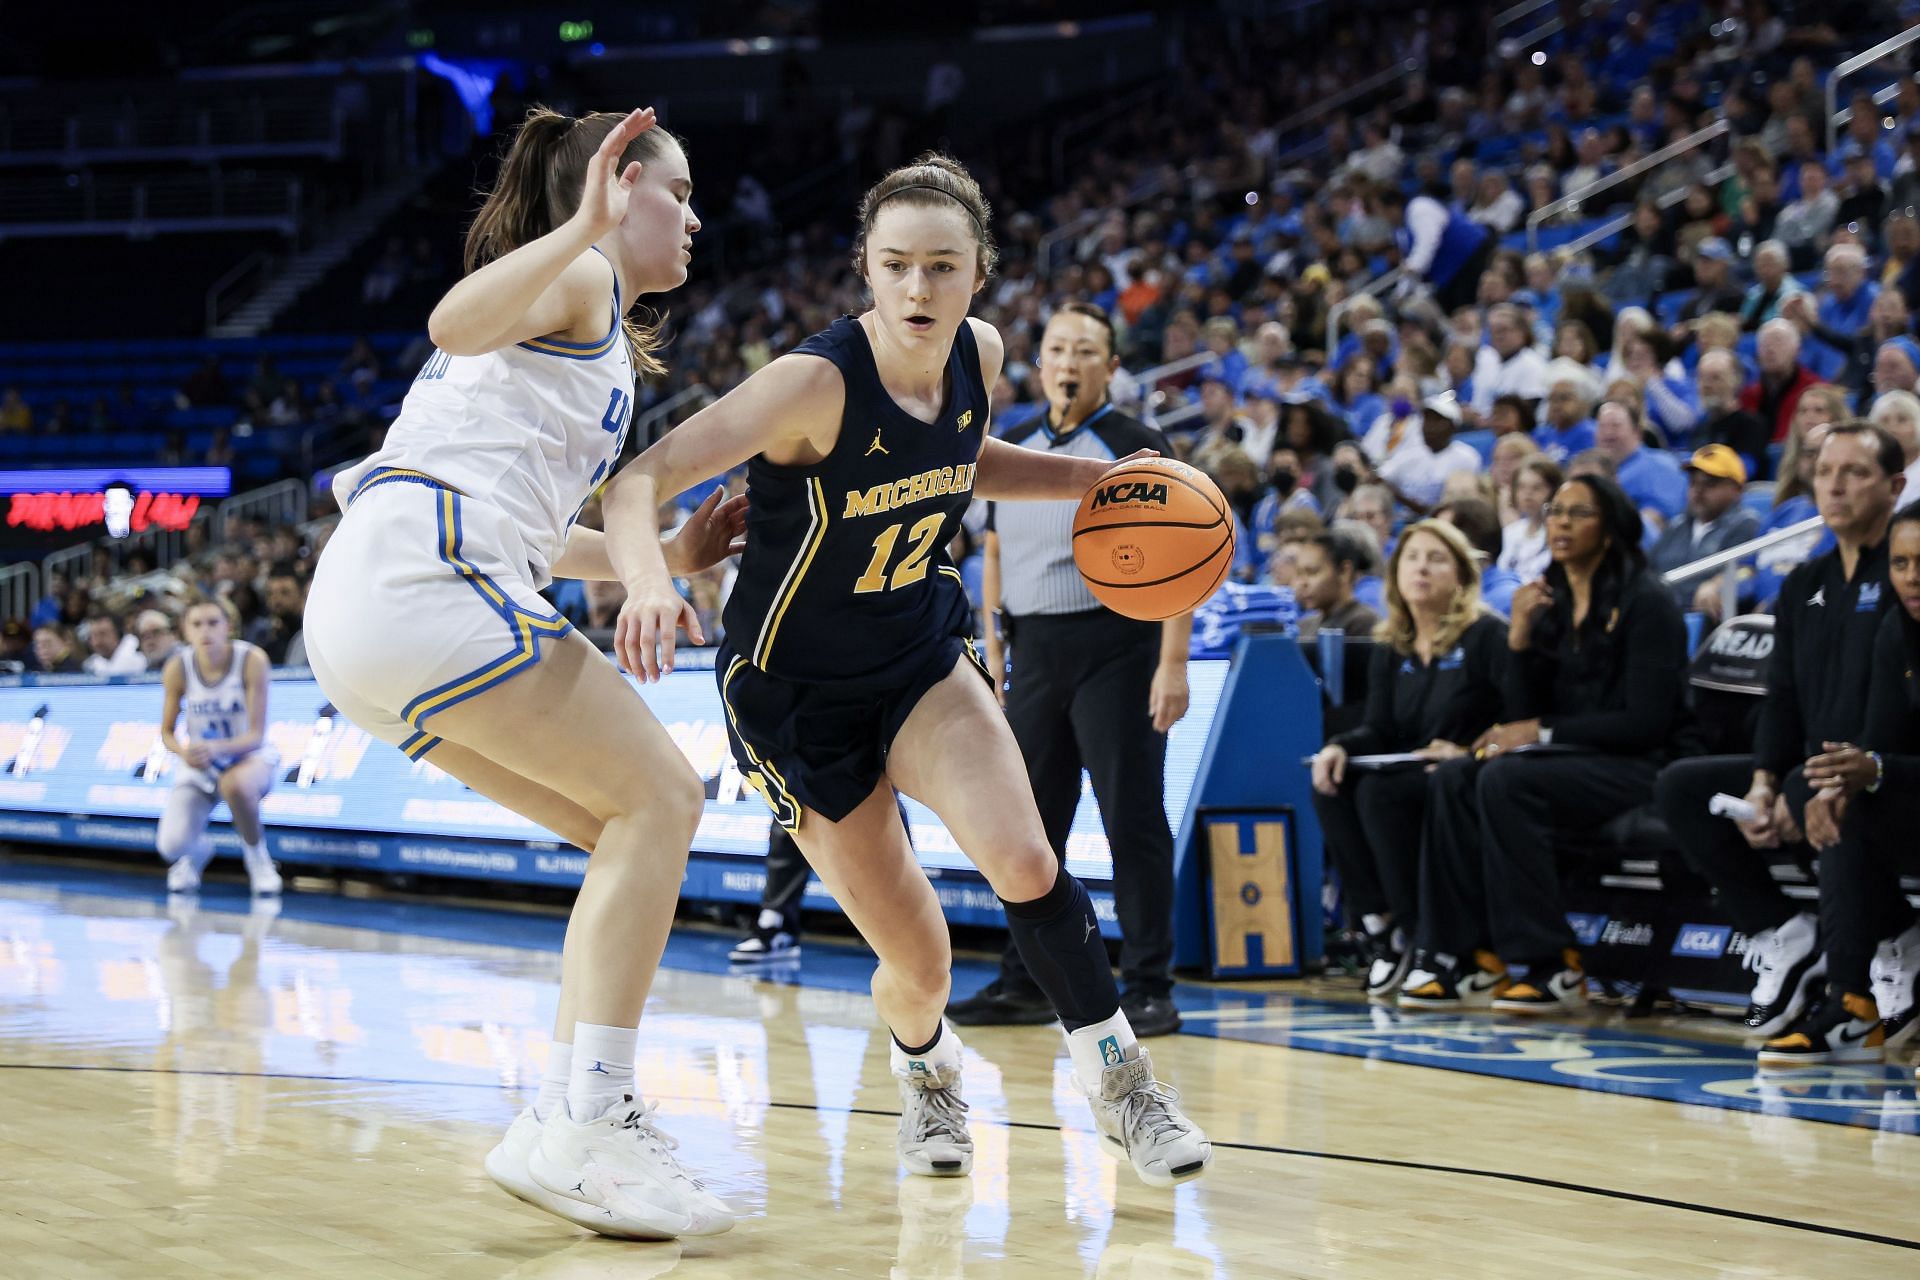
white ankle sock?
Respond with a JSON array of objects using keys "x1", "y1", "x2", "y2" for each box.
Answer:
[
  {"x1": 534, "y1": 1039, "x2": 572, "y2": 1121},
  {"x1": 890, "y1": 1020, "x2": 963, "y2": 1078},
  {"x1": 567, "y1": 1022, "x2": 637, "y2": 1121},
  {"x1": 1067, "y1": 1009, "x2": 1139, "y2": 1090}
]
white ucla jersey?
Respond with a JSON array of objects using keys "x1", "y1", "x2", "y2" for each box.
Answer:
[
  {"x1": 334, "y1": 250, "x2": 636, "y2": 586},
  {"x1": 178, "y1": 641, "x2": 258, "y2": 769}
]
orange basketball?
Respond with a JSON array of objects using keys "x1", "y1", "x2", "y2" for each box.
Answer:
[{"x1": 1072, "y1": 457, "x2": 1235, "y2": 620}]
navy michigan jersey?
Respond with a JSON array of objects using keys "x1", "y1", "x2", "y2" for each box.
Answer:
[{"x1": 724, "y1": 315, "x2": 988, "y2": 683}]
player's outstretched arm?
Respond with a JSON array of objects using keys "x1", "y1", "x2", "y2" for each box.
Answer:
[
  {"x1": 428, "y1": 107, "x2": 655, "y2": 356},
  {"x1": 975, "y1": 437, "x2": 1158, "y2": 502}
]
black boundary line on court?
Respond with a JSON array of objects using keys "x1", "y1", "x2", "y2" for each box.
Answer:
[{"x1": 3, "y1": 1060, "x2": 1915, "y2": 1252}]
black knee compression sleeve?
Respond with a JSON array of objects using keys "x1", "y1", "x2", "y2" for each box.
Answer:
[{"x1": 1000, "y1": 866, "x2": 1121, "y2": 1031}]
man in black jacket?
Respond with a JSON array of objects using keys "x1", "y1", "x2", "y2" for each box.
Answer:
[{"x1": 1654, "y1": 421, "x2": 1904, "y2": 1042}]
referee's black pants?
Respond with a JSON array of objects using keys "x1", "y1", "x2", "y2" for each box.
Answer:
[
  {"x1": 995, "y1": 609, "x2": 1175, "y2": 998},
  {"x1": 1419, "y1": 753, "x2": 1662, "y2": 968},
  {"x1": 1818, "y1": 785, "x2": 1920, "y2": 998},
  {"x1": 1654, "y1": 756, "x2": 1815, "y2": 937}
]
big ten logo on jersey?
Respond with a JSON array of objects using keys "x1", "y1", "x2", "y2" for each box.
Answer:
[
  {"x1": 1090, "y1": 478, "x2": 1170, "y2": 510},
  {"x1": 415, "y1": 349, "x2": 454, "y2": 384}
]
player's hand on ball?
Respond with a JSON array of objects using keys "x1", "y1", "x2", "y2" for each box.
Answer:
[
  {"x1": 662, "y1": 488, "x2": 749, "y2": 576},
  {"x1": 615, "y1": 582, "x2": 703, "y2": 682},
  {"x1": 572, "y1": 107, "x2": 657, "y2": 240}
]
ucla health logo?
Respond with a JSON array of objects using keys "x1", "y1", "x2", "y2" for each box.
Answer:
[
  {"x1": 1857, "y1": 581, "x2": 1882, "y2": 612},
  {"x1": 1565, "y1": 913, "x2": 1608, "y2": 948},
  {"x1": 1672, "y1": 924, "x2": 1732, "y2": 958}
]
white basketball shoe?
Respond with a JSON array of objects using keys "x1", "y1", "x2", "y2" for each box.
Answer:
[
  {"x1": 896, "y1": 1059, "x2": 973, "y2": 1177},
  {"x1": 485, "y1": 1107, "x2": 618, "y2": 1230},
  {"x1": 526, "y1": 1094, "x2": 735, "y2": 1239},
  {"x1": 1078, "y1": 1047, "x2": 1211, "y2": 1188}
]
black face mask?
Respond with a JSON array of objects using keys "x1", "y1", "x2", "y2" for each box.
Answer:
[
  {"x1": 1270, "y1": 468, "x2": 1299, "y2": 497},
  {"x1": 1333, "y1": 466, "x2": 1360, "y2": 495}
]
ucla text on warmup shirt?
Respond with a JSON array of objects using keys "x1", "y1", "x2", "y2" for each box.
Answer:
[
  {"x1": 987, "y1": 403, "x2": 1172, "y2": 616},
  {"x1": 331, "y1": 247, "x2": 636, "y2": 588},
  {"x1": 178, "y1": 640, "x2": 261, "y2": 770},
  {"x1": 723, "y1": 315, "x2": 988, "y2": 682}
]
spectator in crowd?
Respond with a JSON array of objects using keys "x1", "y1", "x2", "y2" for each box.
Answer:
[
  {"x1": 1779, "y1": 505, "x2": 1920, "y2": 1064},
  {"x1": 1552, "y1": 320, "x2": 1604, "y2": 378},
  {"x1": 1376, "y1": 395, "x2": 1484, "y2": 512},
  {"x1": 1343, "y1": 483, "x2": 1397, "y2": 563},
  {"x1": 1403, "y1": 474, "x2": 1692, "y2": 1013},
  {"x1": 252, "y1": 562, "x2": 308, "y2": 666},
  {"x1": 1263, "y1": 507, "x2": 1328, "y2": 589},
  {"x1": 1485, "y1": 392, "x2": 1534, "y2": 439},
  {"x1": 179, "y1": 355, "x2": 231, "y2": 407},
  {"x1": 1373, "y1": 184, "x2": 1495, "y2": 313},
  {"x1": 1309, "y1": 519, "x2": 1506, "y2": 999},
  {"x1": 1488, "y1": 432, "x2": 1540, "y2": 525},
  {"x1": 1593, "y1": 398, "x2": 1686, "y2": 531},
  {"x1": 1533, "y1": 359, "x2": 1600, "y2": 463},
  {"x1": 1470, "y1": 304, "x2": 1548, "y2": 419},
  {"x1": 1775, "y1": 162, "x2": 1839, "y2": 264},
  {"x1": 1837, "y1": 148, "x2": 1889, "y2": 238},
  {"x1": 1277, "y1": 396, "x2": 1344, "y2": 512},
  {"x1": 1435, "y1": 496, "x2": 1519, "y2": 617},
  {"x1": 1656, "y1": 422, "x2": 1904, "y2": 1043},
  {"x1": 1499, "y1": 455, "x2": 1563, "y2": 584},
  {"x1": 1648, "y1": 446, "x2": 1762, "y2": 605},
  {"x1": 1741, "y1": 241, "x2": 1809, "y2": 331},
  {"x1": 1293, "y1": 530, "x2": 1381, "y2": 642},
  {"x1": 1690, "y1": 348, "x2": 1771, "y2": 470},
  {"x1": 81, "y1": 612, "x2": 146, "y2": 676},
  {"x1": 1327, "y1": 354, "x2": 1385, "y2": 436},
  {"x1": 1868, "y1": 390, "x2": 1920, "y2": 507},
  {"x1": 1873, "y1": 335, "x2": 1920, "y2": 398},
  {"x1": 1614, "y1": 326, "x2": 1697, "y2": 445},
  {"x1": 1191, "y1": 376, "x2": 1252, "y2": 474},
  {"x1": 31, "y1": 623, "x2": 85, "y2": 674},
  {"x1": 1742, "y1": 319, "x2": 1820, "y2": 444},
  {"x1": 1468, "y1": 170, "x2": 1524, "y2": 235},
  {"x1": 0, "y1": 386, "x2": 30, "y2": 433},
  {"x1": 135, "y1": 609, "x2": 178, "y2": 672},
  {"x1": 1672, "y1": 239, "x2": 1746, "y2": 330},
  {"x1": 1788, "y1": 243, "x2": 1878, "y2": 374},
  {"x1": 583, "y1": 578, "x2": 627, "y2": 631}
]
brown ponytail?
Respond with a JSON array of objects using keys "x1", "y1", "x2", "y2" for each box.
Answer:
[
  {"x1": 464, "y1": 105, "x2": 682, "y2": 377},
  {"x1": 851, "y1": 152, "x2": 997, "y2": 284}
]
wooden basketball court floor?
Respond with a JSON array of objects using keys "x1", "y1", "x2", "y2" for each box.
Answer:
[{"x1": 2, "y1": 855, "x2": 1917, "y2": 1279}]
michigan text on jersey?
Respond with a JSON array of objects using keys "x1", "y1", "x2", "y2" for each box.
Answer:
[{"x1": 841, "y1": 463, "x2": 978, "y2": 518}]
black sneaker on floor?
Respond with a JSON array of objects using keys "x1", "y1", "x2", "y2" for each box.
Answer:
[
  {"x1": 1121, "y1": 991, "x2": 1183, "y2": 1037},
  {"x1": 946, "y1": 978, "x2": 1057, "y2": 1026},
  {"x1": 729, "y1": 909, "x2": 801, "y2": 965},
  {"x1": 1757, "y1": 992, "x2": 1885, "y2": 1068}
]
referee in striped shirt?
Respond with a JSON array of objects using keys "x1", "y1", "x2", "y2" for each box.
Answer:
[{"x1": 946, "y1": 302, "x2": 1192, "y2": 1037}]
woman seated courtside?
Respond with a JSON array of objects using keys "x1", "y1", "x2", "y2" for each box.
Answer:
[
  {"x1": 1309, "y1": 520, "x2": 1507, "y2": 999},
  {"x1": 1400, "y1": 473, "x2": 1694, "y2": 1014}
]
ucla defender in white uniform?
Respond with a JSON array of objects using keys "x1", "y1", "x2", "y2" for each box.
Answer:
[
  {"x1": 156, "y1": 599, "x2": 281, "y2": 895},
  {"x1": 303, "y1": 106, "x2": 743, "y2": 1241}
]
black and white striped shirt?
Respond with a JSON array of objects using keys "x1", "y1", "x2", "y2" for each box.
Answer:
[{"x1": 988, "y1": 403, "x2": 1172, "y2": 616}]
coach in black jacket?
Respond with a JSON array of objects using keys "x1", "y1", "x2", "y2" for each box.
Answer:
[
  {"x1": 1401, "y1": 474, "x2": 1695, "y2": 1014},
  {"x1": 1309, "y1": 519, "x2": 1506, "y2": 998},
  {"x1": 1655, "y1": 420, "x2": 1903, "y2": 1042}
]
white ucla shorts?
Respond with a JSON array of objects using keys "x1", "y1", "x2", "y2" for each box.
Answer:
[
  {"x1": 174, "y1": 747, "x2": 282, "y2": 797},
  {"x1": 303, "y1": 467, "x2": 575, "y2": 761}
]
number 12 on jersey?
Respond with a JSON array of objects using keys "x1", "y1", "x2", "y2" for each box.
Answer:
[{"x1": 853, "y1": 513, "x2": 945, "y2": 593}]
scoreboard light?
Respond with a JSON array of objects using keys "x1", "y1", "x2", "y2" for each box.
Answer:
[{"x1": 0, "y1": 467, "x2": 230, "y2": 536}]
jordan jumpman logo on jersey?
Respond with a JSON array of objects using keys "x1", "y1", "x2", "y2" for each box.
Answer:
[{"x1": 865, "y1": 428, "x2": 889, "y2": 457}]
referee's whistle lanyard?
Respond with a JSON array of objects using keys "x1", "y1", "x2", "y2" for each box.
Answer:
[{"x1": 1044, "y1": 400, "x2": 1115, "y2": 445}]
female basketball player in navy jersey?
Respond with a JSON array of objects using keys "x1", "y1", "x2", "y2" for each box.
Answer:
[
  {"x1": 303, "y1": 107, "x2": 743, "y2": 1240},
  {"x1": 601, "y1": 155, "x2": 1212, "y2": 1189},
  {"x1": 155, "y1": 597, "x2": 280, "y2": 896}
]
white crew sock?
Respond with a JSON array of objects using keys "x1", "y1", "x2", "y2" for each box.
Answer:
[
  {"x1": 890, "y1": 1020, "x2": 963, "y2": 1078},
  {"x1": 1066, "y1": 1008, "x2": 1139, "y2": 1091},
  {"x1": 567, "y1": 1021, "x2": 637, "y2": 1122},
  {"x1": 534, "y1": 1039, "x2": 573, "y2": 1121}
]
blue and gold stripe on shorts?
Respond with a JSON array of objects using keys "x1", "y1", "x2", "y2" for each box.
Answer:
[
  {"x1": 720, "y1": 655, "x2": 802, "y2": 833},
  {"x1": 347, "y1": 466, "x2": 457, "y2": 507},
  {"x1": 397, "y1": 488, "x2": 573, "y2": 736}
]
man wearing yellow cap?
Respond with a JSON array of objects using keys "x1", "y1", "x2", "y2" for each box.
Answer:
[{"x1": 1648, "y1": 445, "x2": 1762, "y2": 605}]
